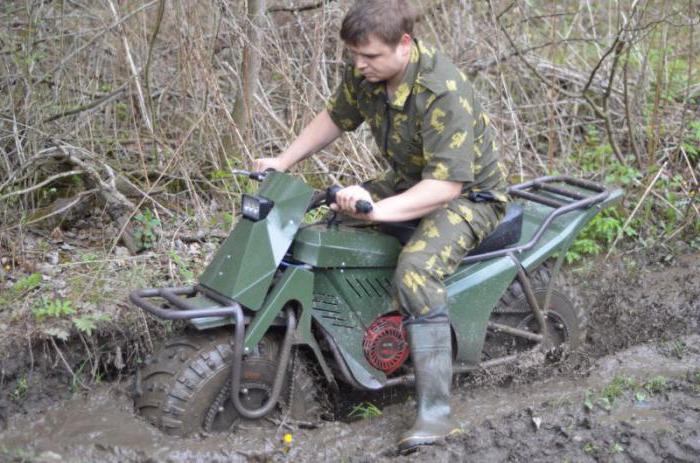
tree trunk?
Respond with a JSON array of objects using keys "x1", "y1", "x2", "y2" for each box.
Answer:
[{"x1": 232, "y1": 0, "x2": 266, "y2": 142}]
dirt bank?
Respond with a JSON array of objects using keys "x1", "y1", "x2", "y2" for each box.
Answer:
[{"x1": 0, "y1": 250, "x2": 698, "y2": 462}]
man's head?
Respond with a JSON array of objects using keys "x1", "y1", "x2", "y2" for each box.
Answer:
[
  {"x1": 340, "y1": 0, "x2": 418, "y2": 84},
  {"x1": 340, "y1": 0, "x2": 417, "y2": 47}
]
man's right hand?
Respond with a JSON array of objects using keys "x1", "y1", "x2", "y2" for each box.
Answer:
[
  {"x1": 251, "y1": 109, "x2": 343, "y2": 173},
  {"x1": 252, "y1": 157, "x2": 288, "y2": 172}
]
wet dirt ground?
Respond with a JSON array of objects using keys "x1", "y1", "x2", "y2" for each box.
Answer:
[{"x1": 0, "y1": 251, "x2": 698, "y2": 462}]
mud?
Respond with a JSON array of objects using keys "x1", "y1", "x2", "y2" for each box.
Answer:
[{"x1": 0, "y1": 251, "x2": 698, "y2": 462}]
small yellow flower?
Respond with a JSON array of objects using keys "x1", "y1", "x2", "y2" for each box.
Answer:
[{"x1": 283, "y1": 433, "x2": 293, "y2": 444}]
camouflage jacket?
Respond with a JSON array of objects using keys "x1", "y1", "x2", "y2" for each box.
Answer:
[{"x1": 327, "y1": 39, "x2": 507, "y2": 201}]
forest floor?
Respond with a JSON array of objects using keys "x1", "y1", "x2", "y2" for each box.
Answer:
[{"x1": 0, "y1": 224, "x2": 698, "y2": 462}]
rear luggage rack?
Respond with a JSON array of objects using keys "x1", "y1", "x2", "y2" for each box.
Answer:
[{"x1": 462, "y1": 176, "x2": 610, "y2": 264}]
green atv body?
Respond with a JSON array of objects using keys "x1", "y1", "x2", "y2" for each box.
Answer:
[{"x1": 131, "y1": 171, "x2": 622, "y2": 435}]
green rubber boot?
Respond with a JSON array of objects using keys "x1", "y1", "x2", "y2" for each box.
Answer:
[{"x1": 398, "y1": 320, "x2": 462, "y2": 453}]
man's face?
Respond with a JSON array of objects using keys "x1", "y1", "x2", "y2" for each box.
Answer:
[{"x1": 346, "y1": 34, "x2": 411, "y2": 83}]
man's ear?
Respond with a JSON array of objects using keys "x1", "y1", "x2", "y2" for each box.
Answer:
[{"x1": 399, "y1": 33, "x2": 412, "y2": 56}]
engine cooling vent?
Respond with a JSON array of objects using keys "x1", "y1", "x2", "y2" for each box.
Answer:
[
  {"x1": 345, "y1": 277, "x2": 392, "y2": 299},
  {"x1": 312, "y1": 293, "x2": 355, "y2": 328}
]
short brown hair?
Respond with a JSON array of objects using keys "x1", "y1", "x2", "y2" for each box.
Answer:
[{"x1": 340, "y1": 0, "x2": 418, "y2": 47}]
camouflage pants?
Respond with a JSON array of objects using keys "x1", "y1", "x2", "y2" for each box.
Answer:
[{"x1": 364, "y1": 178, "x2": 506, "y2": 320}]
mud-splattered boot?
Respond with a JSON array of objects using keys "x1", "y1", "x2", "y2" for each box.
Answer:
[{"x1": 398, "y1": 320, "x2": 462, "y2": 453}]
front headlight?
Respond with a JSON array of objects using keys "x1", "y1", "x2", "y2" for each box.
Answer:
[{"x1": 241, "y1": 194, "x2": 274, "y2": 221}]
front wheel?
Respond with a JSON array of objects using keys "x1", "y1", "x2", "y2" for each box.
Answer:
[{"x1": 134, "y1": 329, "x2": 326, "y2": 436}]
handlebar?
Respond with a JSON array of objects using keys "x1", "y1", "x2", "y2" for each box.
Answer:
[
  {"x1": 326, "y1": 186, "x2": 374, "y2": 214},
  {"x1": 236, "y1": 169, "x2": 373, "y2": 214},
  {"x1": 231, "y1": 169, "x2": 269, "y2": 181}
]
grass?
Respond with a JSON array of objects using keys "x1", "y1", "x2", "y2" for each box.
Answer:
[
  {"x1": 347, "y1": 401, "x2": 382, "y2": 420},
  {"x1": 585, "y1": 374, "x2": 670, "y2": 411}
]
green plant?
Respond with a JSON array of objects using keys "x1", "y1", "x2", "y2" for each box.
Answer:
[
  {"x1": 303, "y1": 206, "x2": 329, "y2": 224},
  {"x1": 567, "y1": 210, "x2": 634, "y2": 263},
  {"x1": 604, "y1": 162, "x2": 642, "y2": 186},
  {"x1": 692, "y1": 370, "x2": 700, "y2": 393},
  {"x1": 223, "y1": 212, "x2": 234, "y2": 230},
  {"x1": 78, "y1": 252, "x2": 100, "y2": 264},
  {"x1": 669, "y1": 340, "x2": 687, "y2": 359},
  {"x1": 583, "y1": 442, "x2": 599, "y2": 454},
  {"x1": 1, "y1": 272, "x2": 43, "y2": 309},
  {"x1": 12, "y1": 273, "x2": 42, "y2": 293},
  {"x1": 133, "y1": 208, "x2": 161, "y2": 250},
  {"x1": 348, "y1": 401, "x2": 382, "y2": 420},
  {"x1": 33, "y1": 298, "x2": 76, "y2": 319},
  {"x1": 0, "y1": 446, "x2": 39, "y2": 463},
  {"x1": 610, "y1": 442, "x2": 625, "y2": 454},
  {"x1": 585, "y1": 376, "x2": 637, "y2": 410},
  {"x1": 643, "y1": 376, "x2": 668, "y2": 395},
  {"x1": 11, "y1": 376, "x2": 28, "y2": 401},
  {"x1": 167, "y1": 251, "x2": 195, "y2": 284},
  {"x1": 73, "y1": 313, "x2": 111, "y2": 336}
]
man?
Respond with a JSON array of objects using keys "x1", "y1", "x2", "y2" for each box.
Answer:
[{"x1": 254, "y1": 0, "x2": 507, "y2": 452}]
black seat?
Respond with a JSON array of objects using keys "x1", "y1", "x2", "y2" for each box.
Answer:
[
  {"x1": 377, "y1": 203, "x2": 523, "y2": 256},
  {"x1": 467, "y1": 203, "x2": 523, "y2": 256}
]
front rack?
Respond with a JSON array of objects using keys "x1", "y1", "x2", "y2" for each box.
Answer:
[
  {"x1": 461, "y1": 175, "x2": 610, "y2": 264},
  {"x1": 130, "y1": 285, "x2": 245, "y2": 321}
]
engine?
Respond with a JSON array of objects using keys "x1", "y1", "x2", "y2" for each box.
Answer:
[{"x1": 363, "y1": 314, "x2": 409, "y2": 375}]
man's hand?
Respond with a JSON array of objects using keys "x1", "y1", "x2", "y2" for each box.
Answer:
[
  {"x1": 252, "y1": 157, "x2": 288, "y2": 172},
  {"x1": 330, "y1": 185, "x2": 375, "y2": 217},
  {"x1": 251, "y1": 109, "x2": 343, "y2": 174}
]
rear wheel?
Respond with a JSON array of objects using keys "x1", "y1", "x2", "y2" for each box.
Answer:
[
  {"x1": 482, "y1": 264, "x2": 586, "y2": 360},
  {"x1": 134, "y1": 329, "x2": 326, "y2": 436}
]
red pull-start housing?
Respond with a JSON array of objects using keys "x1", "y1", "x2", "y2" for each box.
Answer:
[{"x1": 363, "y1": 314, "x2": 409, "y2": 375}]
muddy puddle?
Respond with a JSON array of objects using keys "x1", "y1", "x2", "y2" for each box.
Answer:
[{"x1": 1, "y1": 252, "x2": 698, "y2": 462}]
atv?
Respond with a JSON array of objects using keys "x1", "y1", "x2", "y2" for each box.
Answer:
[{"x1": 130, "y1": 171, "x2": 621, "y2": 436}]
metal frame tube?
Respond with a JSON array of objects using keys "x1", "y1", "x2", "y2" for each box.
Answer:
[
  {"x1": 230, "y1": 307, "x2": 296, "y2": 419},
  {"x1": 513, "y1": 258, "x2": 548, "y2": 340},
  {"x1": 487, "y1": 322, "x2": 543, "y2": 342}
]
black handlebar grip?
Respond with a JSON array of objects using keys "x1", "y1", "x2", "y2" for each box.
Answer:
[
  {"x1": 326, "y1": 186, "x2": 373, "y2": 214},
  {"x1": 326, "y1": 186, "x2": 341, "y2": 205},
  {"x1": 355, "y1": 200, "x2": 373, "y2": 214}
]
